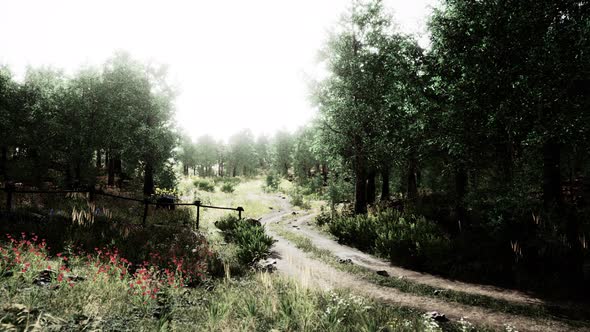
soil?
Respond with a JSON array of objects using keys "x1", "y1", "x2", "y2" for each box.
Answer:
[{"x1": 259, "y1": 194, "x2": 589, "y2": 332}]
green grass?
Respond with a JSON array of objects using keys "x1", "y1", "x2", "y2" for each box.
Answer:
[
  {"x1": 271, "y1": 225, "x2": 590, "y2": 329},
  {"x1": 178, "y1": 176, "x2": 280, "y2": 232},
  {"x1": 0, "y1": 251, "x2": 469, "y2": 332}
]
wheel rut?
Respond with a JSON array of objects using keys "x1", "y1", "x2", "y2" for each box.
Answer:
[{"x1": 259, "y1": 195, "x2": 588, "y2": 332}]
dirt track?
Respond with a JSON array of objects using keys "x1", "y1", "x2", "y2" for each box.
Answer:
[{"x1": 260, "y1": 195, "x2": 589, "y2": 332}]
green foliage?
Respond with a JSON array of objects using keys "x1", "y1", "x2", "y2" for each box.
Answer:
[
  {"x1": 264, "y1": 172, "x2": 280, "y2": 192},
  {"x1": 214, "y1": 215, "x2": 275, "y2": 266},
  {"x1": 315, "y1": 210, "x2": 332, "y2": 227},
  {"x1": 232, "y1": 223, "x2": 275, "y2": 265},
  {"x1": 328, "y1": 210, "x2": 449, "y2": 269},
  {"x1": 155, "y1": 160, "x2": 178, "y2": 190},
  {"x1": 220, "y1": 182, "x2": 236, "y2": 193},
  {"x1": 327, "y1": 174, "x2": 354, "y2": 206},
  {"x1": 271, "y1": 130, "x2": 294, "y2": 176},
  {"x1": 290, "y1": 189, "x2": 311, "y2": 210},
  {"x1": 227, "y1": 129, "x2": 258, "y2": 177},
  {"x1": 193, "y1": 178, "x2": 215, "y2": 192}
]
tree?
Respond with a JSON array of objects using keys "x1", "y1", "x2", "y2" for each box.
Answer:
[
  {"x1": 255, "y1": 134, "x2": 270, "y2": 170},
  {"x1": 227, "y1": 129, "x2": 257, "y2": 177},
  {"x1": 271, "y1": 130, "x2": 294, "y2": 176},
  {"x1": 101, "y1": 52, "x2": 176, "y2": 196},
  {"x1": 195, "y1": 135, "x2": 217, "y2": 176},
  {"x1": 292, "y1": 125, "x2": 319, "y2": 182},
  {"x1": 313, "y1": 0, "x2": 423, "y2": 213}
]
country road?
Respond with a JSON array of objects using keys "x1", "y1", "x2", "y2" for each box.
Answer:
[{"x1": 258, "y1": 194, "x2": 590, "y2": 332}]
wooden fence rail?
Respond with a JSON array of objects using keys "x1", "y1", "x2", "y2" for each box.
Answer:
[{"x1": 0, "y1": 187, "x2": 243, "y2": 229}]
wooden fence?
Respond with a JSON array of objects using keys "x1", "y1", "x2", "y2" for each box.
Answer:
[{"x1": 0, "y1": 186, "x2": 243, "y2": 229}]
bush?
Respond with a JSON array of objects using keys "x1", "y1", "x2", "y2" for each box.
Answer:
[
  {"x1": 214, "y1": 177, "x2": 241, "y2": 186},
  {"x1": 328, "y1": 210, "x2": 449, "y2": 268},
  {"x1": 264, "y1": 172, "x2": 280, "y2": 192},
  {"x1": 220, "y1": 182, "x2": 236, "y2": 193},
  {"x1": 215, "y1": 215, "x2": 275, "y2": 266},
  {"x1": 290, "y1": 191, "x2": 311, "y2": 210},
  {"x1": 315, "y1": 210, "x2": 332, "y2": 227},
  {"x1": 193, "y1": 179, "x2": 215, "y2": 192}
]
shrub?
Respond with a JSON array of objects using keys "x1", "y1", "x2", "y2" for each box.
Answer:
[
  {"x1": 214, "y1": 177, "x2": 241, "y2": 186},
  {"x1": 315, "y1": 210, "x2": 332, "y2": 227},
  {"x1": 214, "y1": 215, "x2": 275, "y2": 266},
  {"x1": 233, "y1": 223, "x2": 275, "y2": 265},
  {"x1": 193, "y1": 179, "x2": 215, "y2": 192},
  {"x1": 220, "y1": 182, "x2": 236, "y2": 193},
  {"x1": 290, "y1": 191, "x2": 311, "y2": 210},
  {"x1": 264, "y1": 172, "x2": 280, "y2": 192},
  {"x1": 328, "y1": 210, "x2": 449, "y2": 268}
]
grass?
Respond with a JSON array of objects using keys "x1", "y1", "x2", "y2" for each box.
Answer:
[
  {"x1": 1, "y1": 176, "x2": 557, "y2": 331},
  {"x1": 178, "y1": 176, "x2": 280, "y2": 232},
  {"x1": 271, "y1": 225, "x2": 590, "y2": 329},
  {"x1": 0, "y1": 237, "x2": 468, "y2": 332}
]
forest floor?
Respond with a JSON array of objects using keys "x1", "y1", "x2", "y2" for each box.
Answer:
[{"x1": 258, "y1": 189, "x2": 590, "y2": 332}]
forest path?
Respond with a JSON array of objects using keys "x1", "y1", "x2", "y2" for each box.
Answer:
[{"x1": 258, "y1": 193, "x2": 588, "y2": 332}]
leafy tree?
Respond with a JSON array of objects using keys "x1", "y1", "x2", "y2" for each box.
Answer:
[
  {"x1": 195, "y1": 135, "x2": 218, "y2": 176},
  {"x1": 227, "y1": 129, "x2": 257, "y2": 177},
  {"x1": 313, "y1": 0, "x2": 423, "y2": 213},
  {"x1": 255, "y1": 134, "x2": 270, "y2": 170},
  {"x1": 271, "y1": 130, "x2": 294, "y2": 176},
  {"x1": 292, "y1": 125, "x2": 319, "y2": 182}
]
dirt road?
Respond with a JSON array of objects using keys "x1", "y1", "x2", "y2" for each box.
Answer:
[{"x1": 260, "y1": 194, "x2": 588, "y2": 332}]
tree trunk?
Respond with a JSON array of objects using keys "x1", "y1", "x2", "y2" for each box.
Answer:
[
  {"x1": 114, "y1": 157, "x2": 122, "y2": 176},
  {"x1": 74, "y1": 162, "x2": 81, "y2": 187},
  {"x1": 407, "y1": 158, "x2": 418, "y2": 200},
  {"x1": 322, "y1": 164, "x2": 328, "y2": 185},
  {"x1": 381, "y1": 166, "x2": 390, "y2": 201},
  {"x1": 354, "y1": 157, "x2": 368, "y2": 215},
  {"x1": 366, "y1": 170, "x2": 376, "y2": 204},
  {"x1": 64, "y1": 166, "x2": 73, "y2": 188},
  {"x1": 143, "y1": 161, "x2": 154, "y2": 197},
  {"x1": 107, "y1": 157, "x2": 115, "y2": 186},
  {"x1": 96, "y1": 150, "x2": 102, "y2": 169},
  {"x1": 0, "y1": 146, "x2": 7, "y2": 178},
  {"x1": 232, "y1": 166, "x2": 237, "y2": 177},
  {"x1": 543, "y1": 139, "x2": 562, "y2": 209},
  {"x1": 455, "y1": 165, "x2": 468, "y2": 225},
  {"x1": 31, "y1": 149, "x2": 42, "y2": 187}
]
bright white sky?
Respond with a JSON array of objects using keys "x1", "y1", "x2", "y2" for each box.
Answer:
[{"x1": 0, "y1": 0, "x2": 436, "y2": 141}]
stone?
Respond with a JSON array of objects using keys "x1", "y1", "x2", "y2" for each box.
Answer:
[
  {"x1": 257, "y1": 260, "x2": 277, "y2": 273},
  {"x1": 376, "y1": 270, "x2": 389, "y2": 277},
  {"x1": 33, "y1": 269, "x2": 55, "y2": 287},
  {"x1": 245, "y1": 218, "x2": 261, "y2": 227},
  {"x1": 425, "y1": 311, "x2": 448, "y2": 322},
  {"x1": 338, "y1": 258, "x2": 353, "y2": 265}
]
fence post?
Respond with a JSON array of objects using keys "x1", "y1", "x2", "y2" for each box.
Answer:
[
  {"x1": 195, "y1": 200, "x2": 201, "y2": 229},
  {"x1": 6, "y1": 185, "x2": 13, "y2": 212},
  {"x1": 142, "y1": 199, "x2": 149, "y2": 226},
  {"x1": 237, "y1": 206, "x2": 244, "y2": 220}
]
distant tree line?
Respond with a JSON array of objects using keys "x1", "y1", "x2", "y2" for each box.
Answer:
[
  {"x1": 0, "y1": 52, "x2": 177, "y2": 196},
  {"x1": 177, "y1": 126, "x2": 328, "y2": 183}
]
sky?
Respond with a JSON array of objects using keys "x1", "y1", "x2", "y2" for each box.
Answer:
[{"x1": 0, "y1": 0, "x2": 436, "y2": 142}]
